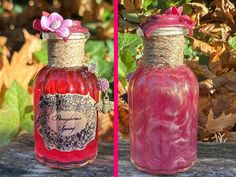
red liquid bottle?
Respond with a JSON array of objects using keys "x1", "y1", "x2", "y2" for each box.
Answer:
[
  {"x1": 33, "y1": 30, "x2": 99, "y2": 169},
  {"x1": 128, "y1": 8, "x2": 199, "y2": 174}
]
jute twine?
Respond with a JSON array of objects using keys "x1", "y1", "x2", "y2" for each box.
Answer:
[
  {"x1": 142, "y1": 35, "x2": 185, "y2": 67},
  {"x1": 48, "y1": 39, "x2": 87, "y2": 68}
]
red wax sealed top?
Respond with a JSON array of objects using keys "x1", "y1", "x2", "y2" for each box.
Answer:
[
  {"x1": 69, "y1": 20, "x2": 89, "y2": 33},
  {"x1": 141, "y1": 6, "x2": 196, "y2": 38}
]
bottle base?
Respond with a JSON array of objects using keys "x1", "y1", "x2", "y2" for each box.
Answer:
[
  {"x1": 36, "y1": 154, "x2": 97, "y2": 169},
  {"x1": 131, "y1": 158, "x2": 196, "y2": 175}
]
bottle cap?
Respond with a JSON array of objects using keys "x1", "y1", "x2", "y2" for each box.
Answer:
[
  {"x1": 141, "y1": 6, "x2": 196, "y2": 38},
  {"x1": 70, "y1": 20, "x2": 89, "y2": 33}
]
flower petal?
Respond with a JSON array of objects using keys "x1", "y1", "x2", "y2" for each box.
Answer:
[
  {"x1": 56, "y1": 27, "x2": 70, "y2": 38},
  {"x1": 171, "y1": 6, "x2": 179, "y2": 15},
  {"x1": 33, "y1": 19, "x2": 43, "y2": 31},
  {"x1": 61, "y1": 19, "x2": 73, "y2": 28},
  {"x1": 48, "y1": 12, "x2": 63, "y2": 23},
  {"x1": 41, "y1": 16, "x2": 54, "y2": 31},
  {"x1": 177, "y1": 6, "x2": 183, "y2": 15},
  {"x1": 42, "y1": 11, "x2": 50, "y2": 17}
]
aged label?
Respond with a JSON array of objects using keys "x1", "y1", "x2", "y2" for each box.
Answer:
[{"x1": 36, "y1": 93, "x2": 97, "y2": 152}]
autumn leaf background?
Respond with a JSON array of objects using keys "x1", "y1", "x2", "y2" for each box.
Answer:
[
  {"x1": 119, "y1": 0, "x2": 236, "y2": 142},
  {"x1": 0, "y1": 0, "x2": 114, "y2": 146}
]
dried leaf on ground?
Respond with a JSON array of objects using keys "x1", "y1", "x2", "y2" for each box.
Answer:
[
  {"x1": 188, "y1": 2, "x2": 208, "y2": 25},
  {"x1": 119, "y1": 0, "x2": 142, "y2": 12},
  {"x1": 185, "y1": 60, "x2": 216, "y2": 79},
  {"x1": 199, "y1": 71, "x2": 236, "y2": 93},
  {"x1": 188, "y1": 37, "x2": 217, "y2": 55},
  {"x1": 118, "y1": 102, "x2": 129, "y2": 139},
  {"x1": 225, "y1": 131, "x2": 236, "y2": 142},
  {"x1": 206, "y1": 109, "x2": 236, "y2": 132},
  {"x1": 98, "y1": 111, "x2": 114, "y2": 142}
]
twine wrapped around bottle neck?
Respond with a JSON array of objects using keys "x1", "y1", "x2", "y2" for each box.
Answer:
[
  {"x1": 47, "y1": 39, "x2": 87, "y2": 68},
  {"x1": 142, "y1": 35, "x2": 185, "y2": 67}
]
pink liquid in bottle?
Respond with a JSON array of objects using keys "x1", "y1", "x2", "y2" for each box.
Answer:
[
  {"x1": 34, "y1": 66, "x2": 99, "y2": 168},
  {"x1": 129, "y1": 65, "x2": 198, "y2": 174},
  {"x1": 128, "y1": 7, "x2": 198, "y2": 174},
  {"x1": 33, "y1": 23, "x2": 99, "y2": 168}
]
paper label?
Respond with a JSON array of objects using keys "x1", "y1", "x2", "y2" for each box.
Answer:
[{"x1": 36, "y1": 93, "x2": 97, "y2": 152}]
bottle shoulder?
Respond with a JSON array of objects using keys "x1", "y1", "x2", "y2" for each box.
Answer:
[
  {"x1": 35, "y1": 65, "x2": 98, "y2": 81},
  {"x1": 129, "y1": 64, "x2": 198, "y2": 87},
  {"x1": 34, "y1": 65, "x2": 98, "y2": 96}
]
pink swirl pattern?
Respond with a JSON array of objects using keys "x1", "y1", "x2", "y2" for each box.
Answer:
[{"x1": 128, "y1": 65, "x2": 199, "y2": 174}]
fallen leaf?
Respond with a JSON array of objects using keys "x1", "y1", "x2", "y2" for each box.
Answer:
[
  {"x1": 118, "y1": 102, "x2": 129, "y2": 139},
  {"x1": 188, "y1": 2, "x2": 208, "y2": 25},
  {"x1": 188, "y1": 37, "x2": 217, "y2": 55},
  {"x1": 0, "y1": 37, "x2": 7, "y2": 46},
  {"x1": 224, "y1": 131, "x2": 236, "y2": 142},
  {"x1": 215, "y1": 0, "x2": 235, "y2": 25},
  {"x1": 200, "y1": 71, "x2": 236, "y2": 93},
  {"x1": 0, "y1": 81, "x2": 32, "y2": 146},
  {"x1": 198, "y1": 126, "x2": 212, "y2": 140},
  {"x1": 98, "y1": 111, "x2": 114, "y2": 142},
  {"x1": 206, "y1": 109, "x2": 236, "y2": 132},
  {"x1": 0, "y1": 30, "x2": 43, "y2": 91},
  {"x1": 120, "y1": 0, "x2": 142, "y2": 12},
  {"x1": 185, "y1": 60, "x2": 217, "y2": 79}
]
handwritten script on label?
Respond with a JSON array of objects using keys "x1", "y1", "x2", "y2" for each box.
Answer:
[{"x1": 36, "y1": 93, "x2": 97, "y2": 152}]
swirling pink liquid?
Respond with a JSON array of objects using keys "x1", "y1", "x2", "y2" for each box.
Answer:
[
  {"x1": 128, "y1": 65, "x2": 199, "y2": 174},
  {"x1": 33, "y1": 66, "x2": 99, "y2": 169}
]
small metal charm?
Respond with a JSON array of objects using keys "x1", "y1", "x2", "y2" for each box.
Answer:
[{"x1": 96, "y1": 91, "x2": 114, "y2": 114}]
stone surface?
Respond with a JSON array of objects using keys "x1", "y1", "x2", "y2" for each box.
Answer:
[
  {"x1": 119, "y1": 141, "x2": 236, "y2": 177},
  {"x1": 0, "y1": 135, "x2": 113, "y2": 177}
]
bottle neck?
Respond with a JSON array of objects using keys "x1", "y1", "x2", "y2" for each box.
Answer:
[
  {"x1": 48, "y1": 39, "x2": 86, "y2": 68},
  {"x1": 142, "y1": 35, "x2": 185, "y2": 67}
]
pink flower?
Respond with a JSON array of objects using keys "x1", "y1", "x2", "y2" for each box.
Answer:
[{"x1": 33, "y1": 11, "x2": 73, "y2": 38}]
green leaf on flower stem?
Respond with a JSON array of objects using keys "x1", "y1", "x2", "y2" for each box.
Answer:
[
  {"x1": 86, "y1": 40, "x2": 107, "y2": 57},
  {"x1": 21, "y1": 109, "x2": 34, "y2": 134},
  {"x1": 119, "y1": 57, "x2": 127, "y2": 78},
  {"x1": 13, "y1": 4, "x2": 23, "y2": 14},
  {"x1": 33, "y1": 41, "x2": 48, "y2": 64},
  {"x1": 143, "y1": 0, "x2": 191, "y2": 12},
  {"x1": 120, "y1": 49, "x2": 136, "y2": 74},
  {"x1": 0, "y1": 81, "x2": 33, "y2": 146},
  {"x1": 184, "y1": 39, "x2": 193, "y2": 58},
  {"x1": 228, "y1": 36, "x2": 236, "y2": 51},
  {"x1": 143, "y1": 0, "x2": 158, "y2": 10},
  {"x1": 85, "y1": 40, "x2": 114, "y2": 82},
  {"x1": 119, "y1": 32, "x2": 143, "y2": 79},
  {"x1": 105, "y1": 39, "x2": 114, "y2": 60},
  {"x1": 119, "y1": 32, "x2": 143, "y2": 56}
]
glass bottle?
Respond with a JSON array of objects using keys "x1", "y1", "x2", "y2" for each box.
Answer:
[
  {"x1": 128, "y1": 12, "x2": 199, "y2": 174},
  {"x1": 33, "y1": 30, "x2": 99, "y2": 169}
]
